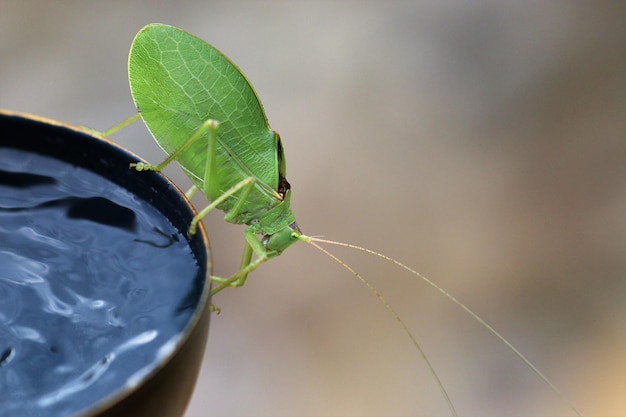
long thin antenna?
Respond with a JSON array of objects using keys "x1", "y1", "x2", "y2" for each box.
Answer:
[
  {"x1": 309, "y1": 237, "x2": 582, "y2": 417},
  {"x1": 304, "y1": 238, "x2": 458, "y2": 417}
]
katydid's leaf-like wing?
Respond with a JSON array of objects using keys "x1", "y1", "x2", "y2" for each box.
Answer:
[{"x1": 129, "y1": 23, "x2": 282, "y2": 222}]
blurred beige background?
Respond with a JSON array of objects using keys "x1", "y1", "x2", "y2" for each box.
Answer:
[{"x1": 1, "y1": 2, "x2": 624, "y2": 416}]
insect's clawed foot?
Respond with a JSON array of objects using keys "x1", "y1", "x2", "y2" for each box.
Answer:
[
  {"x1": 209, "y1": 304, "x2": 221, "y2": 314},
  {"x1": 187, "y1": 221, "x2": 200, "y2": 237},
  {"x1": 129, "y1": 162, "x2": 158, "y2": 171}
]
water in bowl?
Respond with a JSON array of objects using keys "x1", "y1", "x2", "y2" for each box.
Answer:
[{"x1": 0, "y1": 148, "x2": 202, "y2": 417}]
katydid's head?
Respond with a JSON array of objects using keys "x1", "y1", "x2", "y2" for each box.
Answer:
[{"x1": 263, "y1": 222, "x2": 308, "y2": 254}]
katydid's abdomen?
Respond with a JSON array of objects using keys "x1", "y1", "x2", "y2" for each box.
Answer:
[{"x1": 121, "y1": 23, "x2": 582, "y2": 417}]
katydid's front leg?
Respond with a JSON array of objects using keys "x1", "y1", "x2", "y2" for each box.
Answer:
[{"x1": 210, "y1": 228, "x2": 277, "y2": 296}]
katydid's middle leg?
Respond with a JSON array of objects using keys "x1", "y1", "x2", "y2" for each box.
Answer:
[{"x1": 188, "y1": 176, "x2": 255, "y2": 235}]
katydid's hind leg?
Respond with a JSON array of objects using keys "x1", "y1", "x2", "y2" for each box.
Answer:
[
  {"x1": 130, "y1": 119, "x2": 220, "y2": 172},
  {"x1": 80, "y1": 114, "x2": 142, "y2": 138},
  {"x1": 210, "y1": 228, "x2": 271, "y2": 295},
  {"x1": 186, "y1": 185, "x2": 199, "y2": 200},
  {"x1": 100, "y1": 114, "x2": 142, "y2": 137},
  {"x1": 187, "y1": 117, "x2": 256, "y2": 234},
  {"x1": 196, "y1": 114, "x2": 257, "y2": 224}
]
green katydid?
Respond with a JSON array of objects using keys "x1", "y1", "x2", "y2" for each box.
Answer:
[{"x1": 104, "y1": 23, "x2": 581, "y2": 416}]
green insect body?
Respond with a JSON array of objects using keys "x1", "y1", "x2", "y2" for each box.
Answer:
[
  {"x1": 128, "y1": 23, "x2": 303, "y2": 290},
  {"x1": 119, "y1": 23, "x2": 581, "y2": 417}
]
